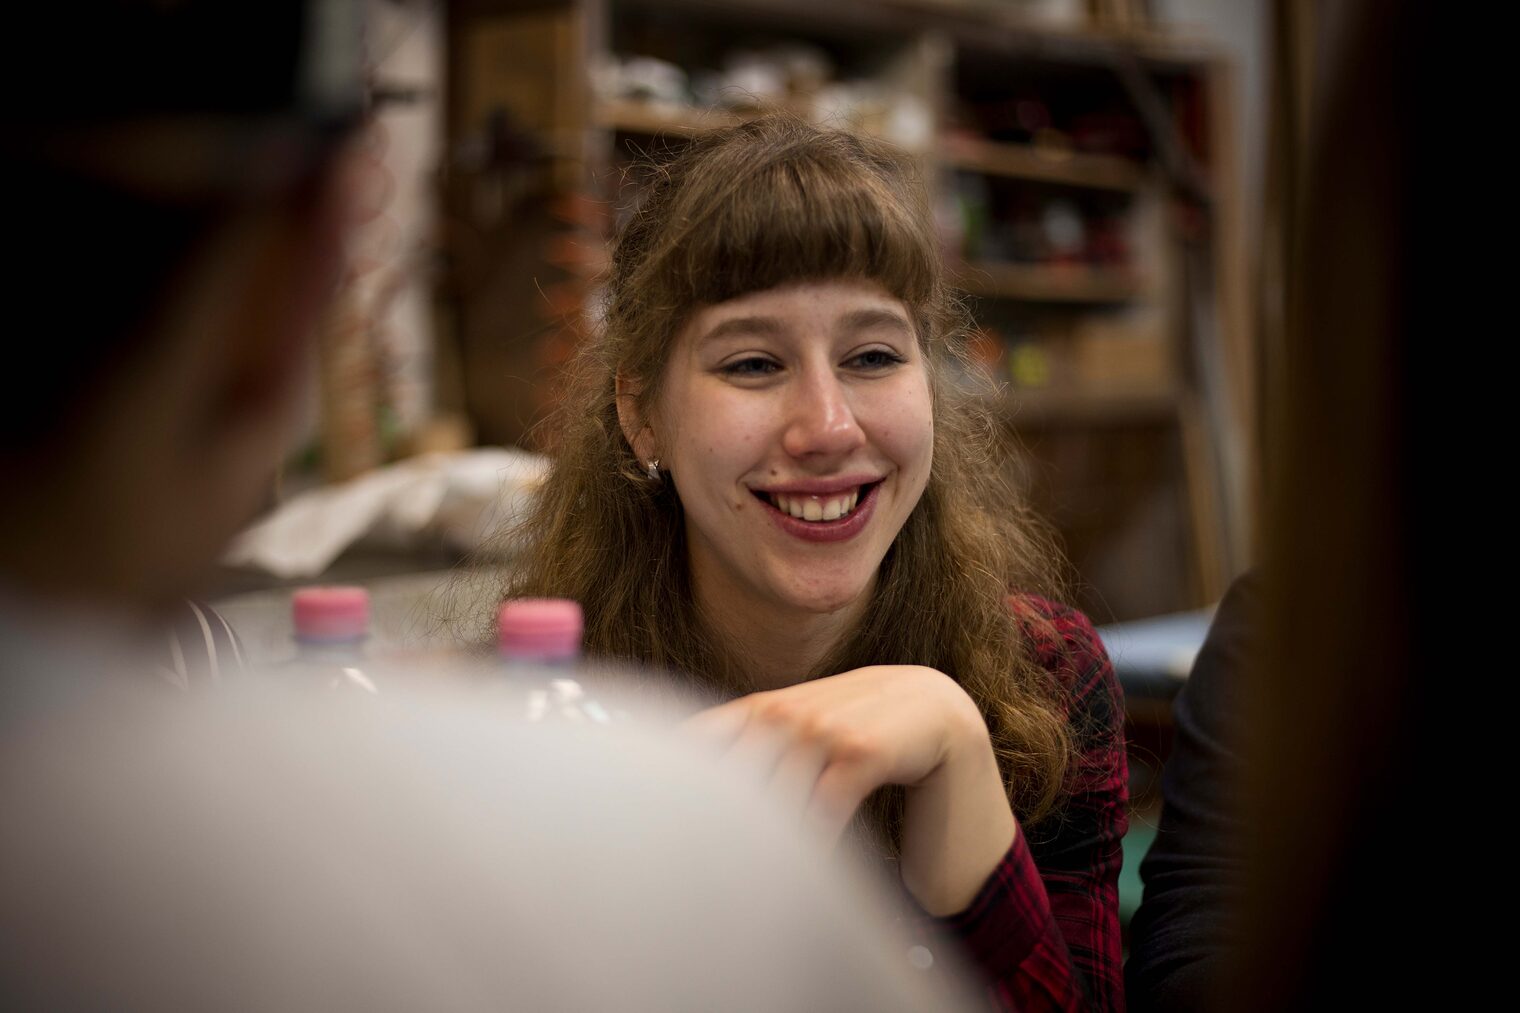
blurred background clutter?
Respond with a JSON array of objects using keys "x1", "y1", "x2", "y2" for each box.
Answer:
[{"x1": 238, "y1": 0, "x2": 1264, "y2": 605}]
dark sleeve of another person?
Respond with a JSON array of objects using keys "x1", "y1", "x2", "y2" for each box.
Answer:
[{"x1": 1124, "y1": 572, "x2": 1257, "y2": 1013}]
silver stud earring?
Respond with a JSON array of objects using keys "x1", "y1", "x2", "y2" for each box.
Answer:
[{"x1": 645, "y1": 458, "x2": 661, "y2": 481}]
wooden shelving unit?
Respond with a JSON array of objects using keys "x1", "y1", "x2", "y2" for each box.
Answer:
[{"x1": 446, "y1": 0, "x2": 1250, "y2": 619}]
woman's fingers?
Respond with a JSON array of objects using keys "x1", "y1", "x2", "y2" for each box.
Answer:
[
  {"x1": 685, "y1": 698, "x2": 844, "y2": 833},
  {"x1": 804, "y1": 760, "x2": 880, "y2": 845},
  {"x1": 724, "y1": 709, "x2": 796, "y2": 786},
  {"x1": 680, "y1": 698, "x2": 751, "y2": 748},
  {"x1": 686, "y1": 699, "x2": 807, "y2": 802},
  {"x1": 766, "y1": 739, "x2": 829, "y2": 821},
  {"x1": 681, "y1": 670, "x2": 962, "y2": 846}
]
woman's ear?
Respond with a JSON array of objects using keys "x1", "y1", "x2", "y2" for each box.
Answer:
[{"x1": 615, "y1": 372, "x2": 656, "y2": 464}]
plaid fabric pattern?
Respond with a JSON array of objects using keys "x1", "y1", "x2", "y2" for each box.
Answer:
[{"x1": 927, "y1": 595, "x2": 1129, "y2": 1012}]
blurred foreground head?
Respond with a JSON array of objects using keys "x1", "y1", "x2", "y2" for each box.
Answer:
[
  {"x1": 0, "y1": 2, "x2": 365, "y2": 614},
  {"x1": 0, "y1": 11, "x2": 989, "y2": 1011},
  {"x1": 1242, "y1": 0, "x2": 1434, "y2": 1007}
]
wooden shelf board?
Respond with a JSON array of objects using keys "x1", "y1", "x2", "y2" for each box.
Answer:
[
  {"x1": 996, "y1": 386, "x2": 1179, "y2": 426},
  {"x1": 595, "y1": 99, "x2": 743, "y2": 138},
  {"x1": 939, "y1": 135, "x2": 1145, "y2": 191},
  {"x1": 594, "y1": 99, "x2": 931, "y2": 157},
  {"x1": 621, "y1": 2, "x2": 1224, "y2": 67},
  {"x1": 953, "y1": 261, "x2": 1142, "y2": 303}
]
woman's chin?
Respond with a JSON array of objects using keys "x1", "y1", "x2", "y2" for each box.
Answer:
[{"x1": 774, "y1": 578, "x2": 874, "y2": 618}]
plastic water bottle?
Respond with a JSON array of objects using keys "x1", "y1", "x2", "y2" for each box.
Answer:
[
  {"x1": 284, "y1": 586, "x2": 378, "y2": 694},
  {"x1": 498, "y1": 598, "x2": 611, "y2": 723}
]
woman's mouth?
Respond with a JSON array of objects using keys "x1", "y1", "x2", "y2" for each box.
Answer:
[
  {"x1": 760, "y1": 487, "x2": 862, "y2": 522},
  {"x1": 750, "y1": 481, "x2": 884, "y2": 542}
]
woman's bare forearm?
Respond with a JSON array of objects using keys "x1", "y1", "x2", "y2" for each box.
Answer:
[{"x1": 899, "y1": 698, "x2": 1018, "y2": 917}]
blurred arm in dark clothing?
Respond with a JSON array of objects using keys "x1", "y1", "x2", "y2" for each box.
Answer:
[{"x1": 1125, "y1": 573, "x2": 1258, "y2": 1013}]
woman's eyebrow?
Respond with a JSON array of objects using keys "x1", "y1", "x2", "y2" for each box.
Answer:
[
  {"x1": 700, "y1": 315, "x2": 784, "y2": 345},
  {"x1": 838, "y1": 308, "x2": 912, "y2": 335}
]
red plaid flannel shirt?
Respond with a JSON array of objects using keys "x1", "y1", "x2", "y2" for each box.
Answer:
[{"x1": 918, "y1": 595, "x2": 1128, "y2": 1012}]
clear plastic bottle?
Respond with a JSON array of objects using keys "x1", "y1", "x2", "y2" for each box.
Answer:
[
  {"x1": 497, "y1": 598, "x2": 611, "y2": 723},
  {"x1": 283, "y1": 586, "x2": 378, "y2": 694}
]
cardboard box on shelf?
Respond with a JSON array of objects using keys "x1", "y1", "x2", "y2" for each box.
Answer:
[{"x1": 1072, "y1": 310, "x2": 1171, "y2": 388}]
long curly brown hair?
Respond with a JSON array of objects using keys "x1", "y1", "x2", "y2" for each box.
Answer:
[{"x1": 503, "y1": 115, "x2": 1077, "y2": 846}]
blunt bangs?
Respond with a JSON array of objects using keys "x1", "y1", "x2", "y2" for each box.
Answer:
[{"x1": 625, "y1": 119, "x2": 941, "y2": 320}]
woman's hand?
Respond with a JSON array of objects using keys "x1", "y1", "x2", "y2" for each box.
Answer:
[{"x1": 684, "y1": 665, "x2": 1017, "y2": 916}]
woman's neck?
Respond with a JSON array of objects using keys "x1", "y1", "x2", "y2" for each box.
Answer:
[{"x1": 692, "y1": 569, "x2": 872, "y2": 692}]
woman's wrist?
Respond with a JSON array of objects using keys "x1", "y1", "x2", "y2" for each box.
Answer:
[{"x1": 899, "y1": 674, "x2": 1018, "y2": 916}]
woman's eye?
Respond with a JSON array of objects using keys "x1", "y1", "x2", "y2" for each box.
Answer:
[
  {"x1": 720, "y1": 357, "x2": 781, "y2": 377},
  {"x1": 848, "y1": 349, "x2": 906, "y2": 371}
]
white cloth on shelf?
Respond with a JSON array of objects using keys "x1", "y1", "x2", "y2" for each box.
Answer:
[{"x1": 223, "y1": 448, "x2": 548, "y2": 579}]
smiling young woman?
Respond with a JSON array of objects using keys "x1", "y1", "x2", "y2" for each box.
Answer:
[
  {"x1": 633, "y1": 278, "x2": 936, "y2": 684},
  {"x1": 500, "y1": 115, "x2": 1127, "y2": 1011}
]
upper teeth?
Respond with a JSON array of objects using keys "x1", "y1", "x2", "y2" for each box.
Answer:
[{"x1": 769, "y1": 489, "x2": 860, "y2": 521}]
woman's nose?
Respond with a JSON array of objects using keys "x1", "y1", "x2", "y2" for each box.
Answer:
[{"x1": 781, "y1": 370, "x2": 866, "y2": 460}]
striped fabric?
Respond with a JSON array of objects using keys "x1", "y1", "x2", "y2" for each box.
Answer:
[{"x1": 156, "y1": 600, "x2": 247, "y2": 690}]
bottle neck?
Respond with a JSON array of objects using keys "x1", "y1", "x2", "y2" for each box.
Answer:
[
  {"x1": 295, "y1": 637, "x2": 367, "y2": 663},
  {"x1": 499, "y1": 650, "x2": 578, "y2": 669}
]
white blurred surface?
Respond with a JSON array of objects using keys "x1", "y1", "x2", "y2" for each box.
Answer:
[
  {"x1": 223, "y1": 448, "x2": 546, "y2": 580},
  {"x1": 3, "y1": 646, "x2": 979, "y2": 1010}
]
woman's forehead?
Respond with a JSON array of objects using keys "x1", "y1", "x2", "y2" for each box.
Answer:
[
  {"x1": 685, "y1": 279, "x2": 908, "y2": 337},
  {"x1": 700, "y1": 278, "x2": 905, "y2": 320}
]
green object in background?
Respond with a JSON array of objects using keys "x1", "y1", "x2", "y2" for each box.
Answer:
[
  {"x1": 1009, "y1": 343, "x2": 1050, "y2": 387},
  {"x1": 1120, "y1": 818, "x2": 1159, "y2": 927}
]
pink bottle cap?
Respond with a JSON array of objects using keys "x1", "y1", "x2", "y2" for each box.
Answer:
[
  {"x1": 292, "y1": 586, "x2": 370, "y2": 642},
  {"x1": 498, "y1": 598, "x2": 583, "y2": 661}
]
